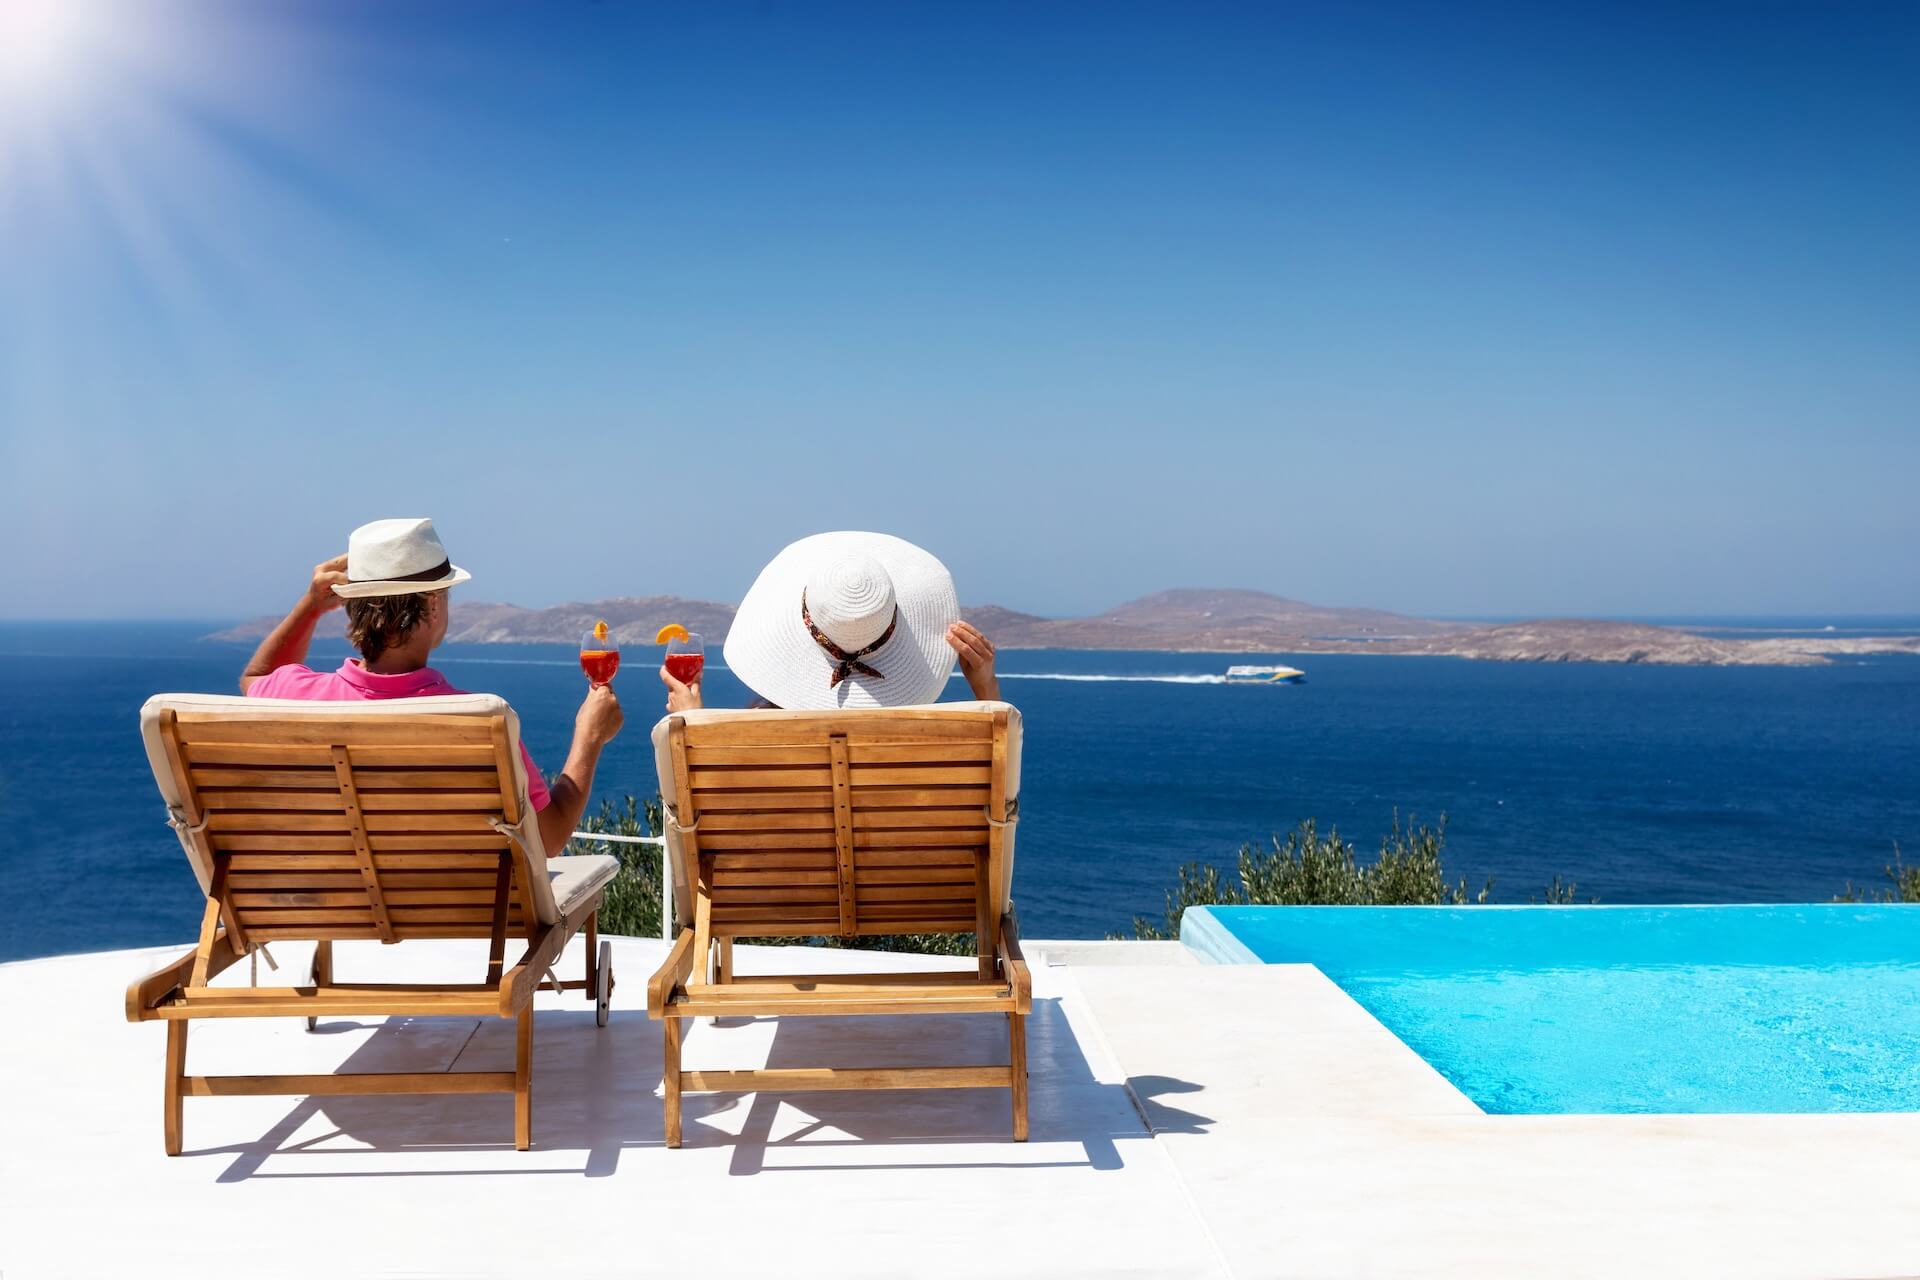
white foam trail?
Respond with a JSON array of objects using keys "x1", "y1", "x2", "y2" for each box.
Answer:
[{"x1": 950, "y1": 671, "x2": 1228, "y2": 685}]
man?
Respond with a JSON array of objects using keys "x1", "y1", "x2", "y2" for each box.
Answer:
[{"x1": 241, "y1": 517, "x2": 622, "y2": 855}]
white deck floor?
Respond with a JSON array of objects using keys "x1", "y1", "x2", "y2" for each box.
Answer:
[{"x1": 5, "y1": 936, "x2": 1920, "y2": 1279}]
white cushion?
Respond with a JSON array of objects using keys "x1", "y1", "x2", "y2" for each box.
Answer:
[{"x1": 548, "y1": 855, "x2": 620, "y2": 920}]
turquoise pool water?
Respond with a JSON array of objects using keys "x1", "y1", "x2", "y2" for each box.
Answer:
[{"x1": 1186, "y1": 905, "x2": 1920, "y2": 1114}]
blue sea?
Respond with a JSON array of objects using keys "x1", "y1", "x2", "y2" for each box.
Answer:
[{"x1": 3, "y1": 620, "x2": 1918, "y2": 962}]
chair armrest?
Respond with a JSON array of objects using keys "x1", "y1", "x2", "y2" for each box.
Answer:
[
  {"x1": 125, "y1": 930, "x2": 243, "y2": 1021},
  {"x1": 996, "y1": 913, "x2": 1032, "y2": 1014},
  {"x1": 498, "y1": 925, "x2": 569, "y2": 1015},
  {"x1": 648, "y1": 928, "x2": 698, "y2": 1018}
]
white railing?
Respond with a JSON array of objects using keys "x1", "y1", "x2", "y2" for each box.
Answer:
[{"x1": 567, "y1": 831, "x2": 673, "y2": 940}]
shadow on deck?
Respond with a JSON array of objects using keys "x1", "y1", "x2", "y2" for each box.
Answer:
[{"x1": 198, "y1": 996, "x2": 1212, "y2": 1182}]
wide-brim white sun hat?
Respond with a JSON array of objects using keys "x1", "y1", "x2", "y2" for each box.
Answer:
[
  {"x1": 332, "y1": 517, "x2": 472, "y2": 599},
  {"x1": 723, "y1": 531, "x2": 961, "y2": 710}
]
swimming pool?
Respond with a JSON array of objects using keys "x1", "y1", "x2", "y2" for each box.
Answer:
[{"x1": 1183, "y1": 905, "x2": 1920, "y2": 1114}]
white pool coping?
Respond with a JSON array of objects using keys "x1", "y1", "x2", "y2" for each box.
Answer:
[
  {"x1": 1178, "y1": 904, "x2": 1262, "y2": 963},
  {"x1": 5, "y1": 935, "x2": 1920, "y2": 1279}
]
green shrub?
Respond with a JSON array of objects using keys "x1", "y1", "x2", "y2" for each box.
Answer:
[
  {"x1": 1131, "y1": 860, "x2": 1244, "y2": 944},
  {"x1": 565, "y1": 793, "x2": 665, "y2": 938},
  {"x1": 1129, "y1": 813, "x2": 1490, "y2": 939},
  {"x1": 1534, "y1": 875, "x2": 1593, "y2": 904},
  {"x1": 1836, "y1": 843, "x2": 1919, "y2": 904},
  {"x1": 1129, "y1": 812, "x2": 1917, "y2": 940}
]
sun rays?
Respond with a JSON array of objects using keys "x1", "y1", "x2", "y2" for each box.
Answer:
[{"x1": 0, "y1": 0, "x2": 413, "y2": 408}]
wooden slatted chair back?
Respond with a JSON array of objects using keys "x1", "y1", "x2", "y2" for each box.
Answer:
[
  {"x1": 657, "y1": 705, "x2": 1020, "y2": 946},
  {"x1": 140, "y1": 694, "x2": 551, "y2": 949}
]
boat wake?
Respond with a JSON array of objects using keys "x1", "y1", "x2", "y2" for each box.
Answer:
[{"x1": 954, "y1": 671, "x2": 1228, "y2": 685}]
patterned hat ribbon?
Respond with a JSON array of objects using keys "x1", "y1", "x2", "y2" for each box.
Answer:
[{"x1": 801, "y1": 590, "x2": 898, "y2": 687}]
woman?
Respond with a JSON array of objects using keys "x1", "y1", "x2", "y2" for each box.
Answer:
[{"x1": 660, "y1": 531, "x2": 1000, "y2": 712}]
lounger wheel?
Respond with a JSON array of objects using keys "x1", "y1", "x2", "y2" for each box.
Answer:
[{"x1": 595, "y1": 940, "x2": 613, "y2": 1027}]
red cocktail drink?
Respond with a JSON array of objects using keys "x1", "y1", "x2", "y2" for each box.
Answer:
[
  {"x1": 664, "y1": 652, "x2": 704, "y2": 685},
  {"x1": 580, "y1": 650, "x2": 620, "y2": 685}
]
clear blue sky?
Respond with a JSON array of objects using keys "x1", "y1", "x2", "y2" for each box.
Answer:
[{"x1": 2, "y1": 1, "x2": 1915, "y2": 621}]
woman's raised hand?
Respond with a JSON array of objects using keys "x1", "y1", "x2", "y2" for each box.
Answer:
[
  {"x1": 946, "y1": 620, "x2": 1000, "y2": 701},
  {"x1": 660, "y1": 663, "x2": 703, "y2": 713}
]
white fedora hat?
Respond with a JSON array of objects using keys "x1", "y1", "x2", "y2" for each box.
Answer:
[
  {"x1": 723, "y1": 532, "x2": 961, "y2": 710},
  {"x1": 331, "y1": 518, "x2": 472, "y2": 599}
]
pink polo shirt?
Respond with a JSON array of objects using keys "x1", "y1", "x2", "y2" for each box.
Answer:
[{"x1": 246, "y1": 659, "x2": 552, "y2": 812}]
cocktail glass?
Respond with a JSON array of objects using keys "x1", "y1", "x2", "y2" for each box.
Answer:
[
  {"x1": 580, "y1": 622, "x2": 620, "y2": 686},
  {"x1": 664, "y1": 631, "x2": 704, "y2": 688}
]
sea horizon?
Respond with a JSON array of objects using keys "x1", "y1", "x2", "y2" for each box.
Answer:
[
  {"x1": 5, "y1": 611, "x2": 1920, "y2": 634},
  {"x1": 4, "y1": 620, "x2": 1917, "y2": 963}
]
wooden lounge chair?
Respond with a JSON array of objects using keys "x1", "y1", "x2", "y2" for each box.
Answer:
[
  {"x1": 644, "y1": 702, "x2": 1030, "y2": 1146},
  {"x1": 126, "y1": 693, "x2": 620, "y2": 1155}
]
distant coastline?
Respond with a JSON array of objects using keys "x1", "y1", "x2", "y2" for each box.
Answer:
[{"x1": 201, "y1": 588, "x2": 1920, "y2": 668}]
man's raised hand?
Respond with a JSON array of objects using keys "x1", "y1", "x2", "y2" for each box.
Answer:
[
  {"x1": 307, "y1": 554, "x2": 350, "y2": 612},
  {"x1": 576, "y1": 682, "x2": 625, "y2": 748}
]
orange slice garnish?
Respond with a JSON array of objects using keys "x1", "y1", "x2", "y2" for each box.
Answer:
[{"x1": 655, "y1": 623, "x2": 690, "y2": 645}]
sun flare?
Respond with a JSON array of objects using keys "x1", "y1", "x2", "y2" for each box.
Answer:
[{"x1": 0, "y1": 0, "x2": 90, "y2": 96}]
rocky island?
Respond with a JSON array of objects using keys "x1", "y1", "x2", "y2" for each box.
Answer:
[{"x1": 206, "y1": 587, "x2": 1919, "y2": 667}]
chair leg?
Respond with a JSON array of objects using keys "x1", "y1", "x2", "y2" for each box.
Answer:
[
  {"x1": 1007, "y1": 1012, "x2": 1029, "y2": 1143},
  {"x1": 584, "y1": 911, "x2": 599, "y2": 997},
  {"x1": 663, "y1": 1015, "x2": 683, "y2": 1148},
  {"x1": 163, "y1": 1020, "x2": 188, "y2": 1156},
  {"x1": 307, "y1": 940, "x2": 332, "y2": 1032},
  {"x1": 715, "y1": 938, "x2": 732, "y2": 984},
  {"x1": 513, "y1": 1006, "x2": 533, "y2": 1151}
]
